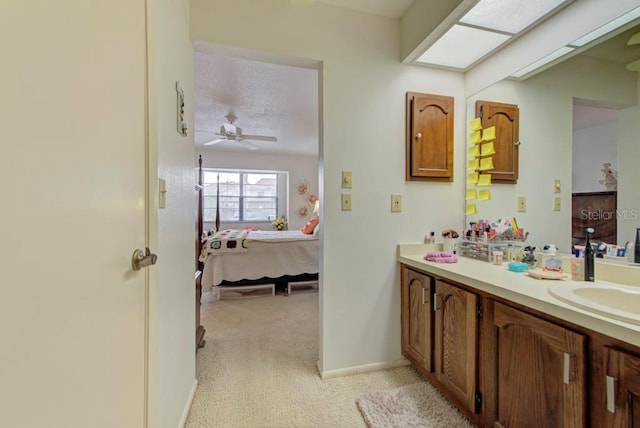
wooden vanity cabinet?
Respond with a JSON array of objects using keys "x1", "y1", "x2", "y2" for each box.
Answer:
[
  {"x1": 406, "y1": 92, "x2": 454, "y2": 182},
  {"x1": 601, "y1": 348, "x2": 640, "y2": 427},
  {"x1": 434, "y1": 279, "x2": 479, "y2": 415},
  {"x1": 401, "y1": 266, "x2": 433, "y2": 374},
  {"x1": 486, "y1": 301, "x2": 587, "y2": 428},
  {"x1": 401, "y1": 267, "x2": 481, "y2": 423}
]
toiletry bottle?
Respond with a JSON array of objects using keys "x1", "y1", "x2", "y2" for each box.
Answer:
[
  {"x1": 635, "y1": 228, "x2": 640, "y2": 264},
  {"x1": 584, "y1": 228, "x2": 595, "y2": 281},
  {"x1": 430, "y1": 231, "x2": 435, "y2": 244}
]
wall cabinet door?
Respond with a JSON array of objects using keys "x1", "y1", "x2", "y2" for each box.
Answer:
[
  {"x1": 401, "y1": 266, "x2": 433, "y2": 374},
  {"x1": 406, "y1": 92, "x2": 454, "y2": 182},
  {"x1": 476, "y1": 100, "x2": 519, "y2": 183},
  {"x1": 602, "y1": 348, "x2": 640, "y2": 427},
  {"x1": 491, "y1": 301, "x2": 586, "y2": 428},
  {"x1": 434, "y1": 279, "x2": 478, "y2": 414}
]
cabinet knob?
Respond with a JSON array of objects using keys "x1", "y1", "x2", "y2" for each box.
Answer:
[{"x1": 415, "y1": 132, "x2": 422, "y2": 139}]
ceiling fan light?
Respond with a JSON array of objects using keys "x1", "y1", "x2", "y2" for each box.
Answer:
[{"x1": 222, "y1": 123, "x2": 236, "y2": 134}]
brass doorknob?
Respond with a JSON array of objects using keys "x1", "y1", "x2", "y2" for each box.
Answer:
[{"x1": 132, "y1": 247, "x2": 158, "y2": 271}]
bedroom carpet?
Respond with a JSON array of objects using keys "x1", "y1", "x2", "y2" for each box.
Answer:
[
  {"x1": 356, "y1": 382, "x2": 474, "y2": 428},
  {"x1": 185, "y1": 292, "x2": 425, "y2": 427}
]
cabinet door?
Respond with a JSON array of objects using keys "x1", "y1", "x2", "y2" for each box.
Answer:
[
  {"x1": 406, "y1": 92, "x2": 454, "y2": 181},
  {"x1": 492, "y1": 302, "x2": 586, "y2": 428},
  {"x1": 434, "y1": 280, "x2": 477, "y2": 413},
  {"x1": 401, "y1": 266, "x2": 433, "y2": 374},
  {"x1": 603, "y1": 348, "x2": 640, "y2": 427},
  {"x1": 476, "y1": 100, "x2": 519, "y2": 183}
]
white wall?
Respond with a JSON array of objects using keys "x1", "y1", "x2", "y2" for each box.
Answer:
[
  {"x1": 199, "y1": 149, "x2": 319, "y2": 231},
  {"x1": 572, "y1": 121, "x2": 618, "y2": 194},
  {"x1": 191, "y1": 0, "x2": 466, "y2": 374},
  {"x1": 466, "y1": 53, "x2": 638, "y2": 253},
  {"x1": 466, "y1": 80, "x2": 573, "y2": 252},
  {"x1": 618, "y1": 75, "x2": 640, "y2": 243},
  {"x1": 155, "y1": 0, "x2": 196, "y2": 426}
]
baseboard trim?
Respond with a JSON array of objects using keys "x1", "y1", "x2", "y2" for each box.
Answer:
[
  {"x1": 320, "y1": 358, "x2": 410, "y2": 380},
  {"x1": 179, "y1": 379, "x2": 198, "y2": 428}
]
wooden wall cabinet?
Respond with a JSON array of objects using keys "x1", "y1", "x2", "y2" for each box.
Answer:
[
  {"x1": 476, "y1": 100, "x2": 519, "y2": 183},
  {"x1": 406, "y1": 92, "x2": 454, "y2": 182}
]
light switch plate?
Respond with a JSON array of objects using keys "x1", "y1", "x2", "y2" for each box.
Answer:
[
  {"x1": 554, "y1": 197, "x2": 561, "y2": 211},
  {"x1": 341, "y1": 193, "x2": 352, "y2": 211},
  {"x1": 554, "y1": 179, "x2": 561, "y2": 193},
  {"x1": 391, "y1": 194, "x2": 402, "y2": 212},
  {"x1": 517, "y1": 196, "x2": 526, "y2": 213},
  {"x1": 342, "y1": 171, "x2": 352, "y2": 188},
  {"x1": 159, "y1": 178, "x2": 167, "y2": 209}
]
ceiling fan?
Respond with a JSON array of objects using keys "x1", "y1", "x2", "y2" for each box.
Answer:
[{"x1": 201, "y1": 113, "x2": 278, "y2": 150}]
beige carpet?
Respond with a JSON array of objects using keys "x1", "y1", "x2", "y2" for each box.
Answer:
[
  {"x1": 186, "y1": 292, "x2": 425, "y2": 427},
  {"x1": 356, "y1": 382, "x2": 474, "y2": 428}
]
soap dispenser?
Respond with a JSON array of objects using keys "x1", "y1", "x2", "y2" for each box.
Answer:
[
  {"x1": 584, "y1": 228, "x2": 595, "y2": 282},
  {"x1": 635, "y1": 227, "x2": 640, "y2": 264}
]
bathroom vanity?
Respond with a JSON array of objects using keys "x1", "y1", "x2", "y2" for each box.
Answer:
[{"x1": 398, "y1": 244, "x2": 640, "y2": 428}]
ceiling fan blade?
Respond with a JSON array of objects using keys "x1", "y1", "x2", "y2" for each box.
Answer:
[
  {"x1": 203, "y1": 138, "x2": 227, "y2": 146},
  {"x1": 626, "y1": 58, "x2": 640, "y2": 71},
  {"x1": 242, "y1": 140, "x2": 260, "y2": 150},
  {"x1": 241, "y1": 134, "x2": 278, "y2": 142},
  {"x1": 628, "y1": 31, "x2": 640, "y2": 46}
]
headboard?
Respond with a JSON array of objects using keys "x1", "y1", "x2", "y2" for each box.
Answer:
[{"x1": 571, "y1": 191, "x2": 617, "y2": 246}]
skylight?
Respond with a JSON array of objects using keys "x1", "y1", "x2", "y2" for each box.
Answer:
[
  {"x1": 510, "y1": 6, "x2": 640, "y2": 79},
  {"x1": 415, "y1": 0, "x2": 572, "y2": 71},
  {"x1": 459, "y1": 0, "x2": 567, "y2": 34},
  {"x1": 416, "y1": 25, "x2": 510, "y2": 69}
]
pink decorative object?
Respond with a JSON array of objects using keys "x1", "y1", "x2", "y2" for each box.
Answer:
[
  {"x1": 297, "y1": 183, "x2": 308, "y2": 195},
  {"x1": 307, "y1": 194, "x2": 317, "y2": 204},
  {"x1": 299, "y1": 206, "x2": 309, "y2": 217},
  {"x1": 424, "y1": 251, "x2": 458, "y2": 263}
]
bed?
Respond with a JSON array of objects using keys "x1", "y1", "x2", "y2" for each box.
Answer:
[
  {"x1": 200, "y1": 229, "x2": 319, "y2": 291},
  {"x1": 195, "y1": 156, "x2": 319, "y2": 294}
]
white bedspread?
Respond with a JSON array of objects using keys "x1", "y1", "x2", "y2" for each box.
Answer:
[{"x1": 201, "y1": 230, "x2": 319, "y2": 290}]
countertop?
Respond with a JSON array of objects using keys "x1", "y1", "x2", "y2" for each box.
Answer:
[{"x1": 398, "y1": 244, "x2": 640, "y2": 347}]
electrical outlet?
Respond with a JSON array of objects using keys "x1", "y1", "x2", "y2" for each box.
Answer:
[
  {"x1": 517, "y1": 196, "x2": 526, "y2": 213},
  {"x1": 391, "y1": 194, "x2": 402, "y2": 212},
  {"x1": 341, "y1": 193, "x2": 352, "y2": 211},
  {"x1": 554, "y1": 179, "x2": 561, "y2": 193},
  {"x1": 554, "y1": 197, "x2": 561, "y2": 211}
]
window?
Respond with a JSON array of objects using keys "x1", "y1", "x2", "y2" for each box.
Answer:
[{"x1": 202, "y1": 169, "x2": 283, "y2": 222}]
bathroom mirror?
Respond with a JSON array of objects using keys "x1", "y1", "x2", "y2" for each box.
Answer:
[{"x1": 465, "y1": 21, "x2": 640, "y2": 254}]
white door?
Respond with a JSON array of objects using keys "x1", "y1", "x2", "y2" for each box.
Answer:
[{"x1": 0, "y1": 1, "x2": 150, "y2": 427}]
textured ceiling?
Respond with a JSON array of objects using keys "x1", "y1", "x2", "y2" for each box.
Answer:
[
  {"x1": 193, "y1": 0, "x2": 414, "y2": 155},
  {"x1": 194, "y1": 51, "x2": 319, "y2": 155}
]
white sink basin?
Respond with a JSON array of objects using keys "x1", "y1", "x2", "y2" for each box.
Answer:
[{"x1": 548, "y1": 282, "x2": 640, "y2": 326}]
